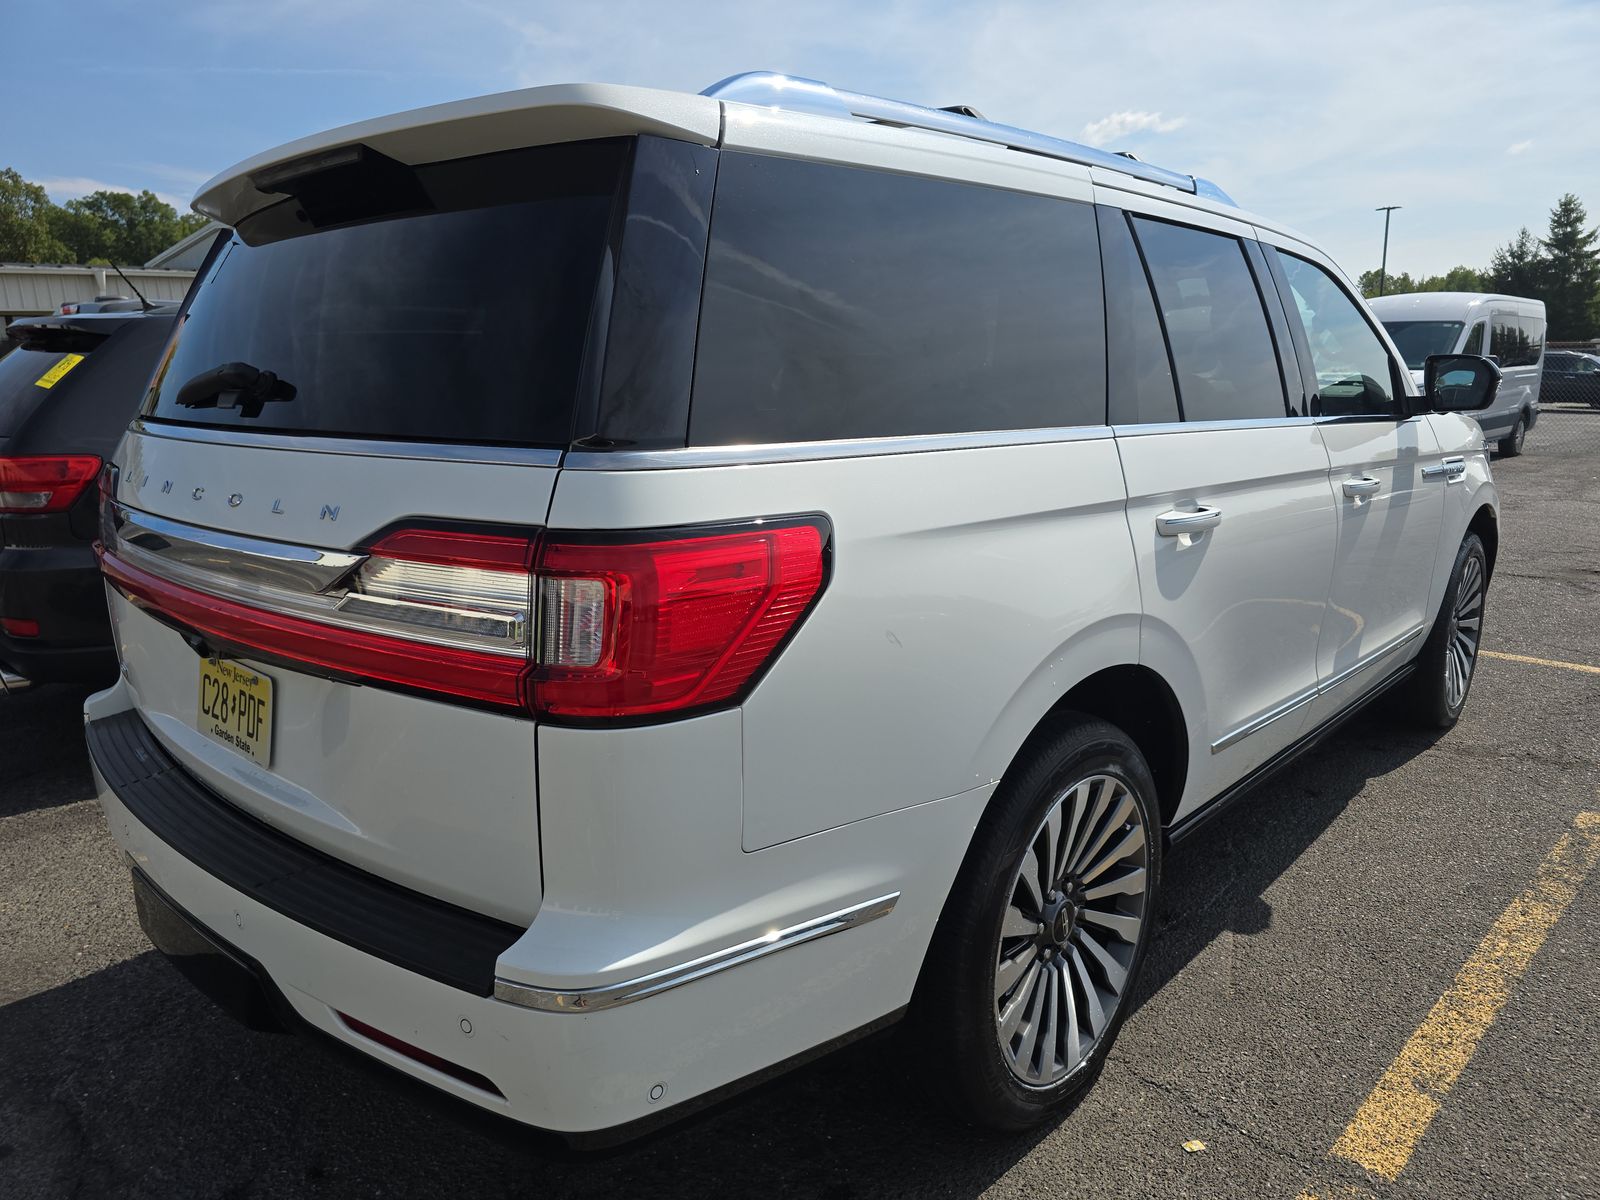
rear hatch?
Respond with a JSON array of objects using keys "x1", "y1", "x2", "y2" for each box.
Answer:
[{"x1": 101, "y1": 138, "x2": 630, "y2": 924}]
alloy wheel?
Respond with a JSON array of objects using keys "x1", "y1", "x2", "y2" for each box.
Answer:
[
  {"x1": 993, "y1": 774, "x2": 1149, "y2": 1087},
  {"x1": 1445, "y1": 553, "x2": 1484, "y2": 711}
]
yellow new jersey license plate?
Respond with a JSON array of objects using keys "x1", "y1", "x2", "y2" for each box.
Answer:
[{"x1": 197, "y1": 658, "x2": 275, "y2": 766}]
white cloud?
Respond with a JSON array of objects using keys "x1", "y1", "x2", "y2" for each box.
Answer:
[
  {"x1": 1080, "y1": 111, "x2": 1188, "y2": 148},
  {"x1": 1507, "y1": 140, "x2": 1534, "y2": 155},
  {"x1": 37, "y1": 176, "x2": 187, "y2": 210}
]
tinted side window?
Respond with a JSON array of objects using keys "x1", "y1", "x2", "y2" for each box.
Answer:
[
  {"x1": 1274, "y1": 251, "x2": 1396, "y2": 417},
  {"x1": 690, "y1": 154, "x2": 1106, "y2": 445},
  {"x1": 1520, "y1": 314, "x2": 1546, "y2": 365},
  {"x1": 1462, "y1": 321, "x2": 1486, "y2": 356},
  {"x1": 1490, "y1": 313, "x2": 1525, "y2": 365},
  {"x1": 1098, "y1": 207, "x2": 1178, "y2": 425},
  {"x1": 1131, "y1": 217, "x2": 1285, "y2": 422}
]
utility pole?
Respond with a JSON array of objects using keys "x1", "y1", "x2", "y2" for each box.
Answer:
[{"x1": 1376, "y1": 205, "x2": 1402, "y2": 296}]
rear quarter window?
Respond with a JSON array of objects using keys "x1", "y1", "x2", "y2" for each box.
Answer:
[{"x1": 688, "y1": 153, "x2": 1107, "y2": 445}]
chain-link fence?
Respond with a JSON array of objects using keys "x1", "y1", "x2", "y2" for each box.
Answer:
[{"x1": 1518, "y1": 340, "x2": 1600, "y2": 458}]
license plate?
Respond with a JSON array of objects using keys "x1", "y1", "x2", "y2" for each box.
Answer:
[{"x1": 197, "y1": 658, "x2": 274, "y2": 766}]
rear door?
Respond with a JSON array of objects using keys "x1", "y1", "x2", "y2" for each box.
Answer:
[
  {"x1": 1104, "y1": 201, "x2": 1337, "y2": 812},
  {"x1": 1262, "y1": 242, "x2": 1445, "y2": 722},
  {"x1": 100, "y1": 138, "x2": 629, "y2": 924}
]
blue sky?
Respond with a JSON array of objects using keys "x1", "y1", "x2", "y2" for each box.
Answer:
[{"x1": 5, "y1": 0, "x2": 1597, "y2": 276}]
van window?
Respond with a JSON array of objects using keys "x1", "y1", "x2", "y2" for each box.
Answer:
[
  {"x1": 1462, "y1": 321, "x2": 1486, "y2": 356},
  {"x1": 1098, "y1": 207, "x2": 1178, "y2": 425},
  {"x1": 1489, "y1": 312, "x2": 1541, "y2": 367},
  {"x1": 689, "y1": 153, "x2": 1106, "y2": 445},
  {"x1": 1380, "y1": 320, "x2": 1465, "y2": 371},
  {"x1": 1131, "y1": 218, "x2": 1285, "y2": 422},
  {"x1": 144, "y1": 140, "x2": 627, "y2": 447},
  {"x1": 1273, "y1": 251, "x2": 1396, "y2": 417},
  {"x1": 1520, "y1": 314, "x2": 1546, "y2": 365}
]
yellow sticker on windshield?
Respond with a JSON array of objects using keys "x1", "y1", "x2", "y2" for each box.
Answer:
[{"x1": 34, "y1": 353, "x2": 85, "y2": 390}]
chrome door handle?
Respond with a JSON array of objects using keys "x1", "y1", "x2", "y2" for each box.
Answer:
[
  {"x1": 1421, "y1": 456, "x2": 1468, "y2": 482},
  {"x1": 1156, "y1": 505, "x2": 1222, "y2": 537},
  {"x1": 1342, "y1": 475, "x2": 1382, "y2": 498}
]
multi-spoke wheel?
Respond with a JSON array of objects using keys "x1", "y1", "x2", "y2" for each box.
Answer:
[
  {"x1": 1444, "y1": 551, "x2": 1483, "y2": 711},
  {"x1": 1404, "y1": 531, "x2": 1489, "y2": 728},
  {"x1": 916, "y1": 715, "x2": 1161, "y2": 1129},
  {"x1": 993, "y1": 774, "x2": 1148, "y2": 1086}
]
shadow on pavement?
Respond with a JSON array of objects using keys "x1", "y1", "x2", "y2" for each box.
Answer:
[{"x1": 0, "y1": 685, "x2": 97, "y2": 818}]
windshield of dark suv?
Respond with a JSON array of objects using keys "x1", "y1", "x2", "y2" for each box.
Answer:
[
  {"x1": 143, "y1": 139, "x2": 627, "y2": 447},
  {"x1": 1380, "y1": 320, "x2": 1465, "y2": 371}
]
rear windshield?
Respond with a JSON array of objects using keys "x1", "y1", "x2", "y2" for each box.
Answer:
[
  {"x1": 144, "y1": 140, "x2": 626, "y2": 447},
  {"x1": 1380, "y1": 320, "x2": 1465, "y2": 371},
  {"x1": 0, "y1": 342, "x2": 100, "y2": 437}
]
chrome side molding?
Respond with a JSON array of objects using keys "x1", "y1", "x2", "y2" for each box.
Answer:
[
  {"x1": 109, "y1": 503, "x2": 365, "y2": 594},
  {"x1": 494, "y1": 892, "x2": 900, "y2": 1013},
  {"x1": 1210, "y1": 624, "x2": 1427, "y2": 754}
]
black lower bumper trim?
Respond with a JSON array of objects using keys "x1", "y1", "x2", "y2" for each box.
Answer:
[{"x1": 88, "y1": 709, "x2": 524, "y2": 995}]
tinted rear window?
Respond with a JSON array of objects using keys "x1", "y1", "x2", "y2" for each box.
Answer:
[
  {"x1": 0, "y1": 343, "x2": 99, "y2": 437},
  {"x1": 689, "y1": 153, "x2": 1106, "y2": 445},
  {"x1": 144, "y1": 140, "x2": 626, "y2": 447}
]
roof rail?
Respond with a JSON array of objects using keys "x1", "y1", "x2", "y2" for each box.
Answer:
[{"x1": 702, "y1": 72, "x2": 1234, "y2": 206}]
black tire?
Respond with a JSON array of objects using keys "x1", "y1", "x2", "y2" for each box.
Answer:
[
  {"x1": 1497, "y1": 413, "x2": 1526, "y2": 457},
  {"x1": 915, "y1": 714, "x2": 1161, "y2": 1130},
  {"x1": 1400, "y1": 533, "x2": 1488, "y2": 728}
]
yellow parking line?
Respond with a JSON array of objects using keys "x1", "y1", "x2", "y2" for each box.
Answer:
[
  {"x1": 1326, "y1": 810, "x2": 1600, "y2": 1181},
  {"x1": 1480, "y1": 649, "x2": 1600, "y2": 675}
]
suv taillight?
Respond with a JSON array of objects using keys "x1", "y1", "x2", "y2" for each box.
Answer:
[
  {"x1": 532, "y1": 521, "x2": 829, "y2": 720},
  {"x1": 0, "y1": 455, "x2": 103, "y2": 514},
  {"x1": 100, "y1": 516, "x2": 829, "y2": 723}
]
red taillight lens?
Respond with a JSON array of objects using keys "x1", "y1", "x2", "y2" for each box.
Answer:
[
  {"x1": 1, "y1": 617, "x2": 40, "y2": 638},
  {"x1": 0, "y1": 455, "x2": 102, "y2": 515},
  {"x1": 531, "y1": 521, "x2": 828, "y2": 720}
]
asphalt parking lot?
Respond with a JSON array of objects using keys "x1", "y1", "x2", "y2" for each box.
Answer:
[{"x1": 3, "y1": 407, "x2": 1598, "y2": 1200}]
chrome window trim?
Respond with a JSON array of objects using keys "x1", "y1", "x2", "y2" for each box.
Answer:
[
  {"x1": 131, "y1": 419, "x2": 565, "y2": 468},
  {"x1": 1210, "y1": 623, "x2": 1427, "y2": 754},
  {"x1": 563, "y1": 426, "x2": 1111, "y2": 470},
  {"x1": 1111, "y1": 416, "x2": 1316, "y2": 437},
  {"x1": 493, "y1": 892, "x2": 900, "y2": 1013}
]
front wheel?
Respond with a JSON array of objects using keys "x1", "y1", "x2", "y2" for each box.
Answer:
[
  {"x1": 1401, "y1": 533, "x2": 1488, "y2": 728},
  {"x1": 916, "y1": 716, "x2": 1161, "y2": 1130},
  {"x1": 1497, "y1": 414, "x2": 1526, "y2": 457}
]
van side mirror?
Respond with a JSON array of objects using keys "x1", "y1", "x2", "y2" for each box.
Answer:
[{"x1": 1424, "y1": 354, "x2": 1500, "y2": 413}]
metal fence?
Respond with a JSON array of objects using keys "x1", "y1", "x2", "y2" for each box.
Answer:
[{"x1": 1526, "y1": 341, "x2": 1600, "y2": 456}]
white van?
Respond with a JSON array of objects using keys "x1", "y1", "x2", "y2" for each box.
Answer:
[
  {"x1": 1369, "y1": 292, "x2": 1545, "y2": 456},
  {"x1": 86, "y1": 73, "x2": 1503, "y2": 1143}
]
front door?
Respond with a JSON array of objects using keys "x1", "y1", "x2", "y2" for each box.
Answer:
[{"x1": 1265, "y1": 245, "x2": 1447, "y2": 721}]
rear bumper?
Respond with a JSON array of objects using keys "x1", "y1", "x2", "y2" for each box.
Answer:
[
  {"x1": 87, "y1": 680, "x2": 973, "y2": 1141},
  {"x1": 0, "y1": 542, "x2": 116, "y2": 683}
]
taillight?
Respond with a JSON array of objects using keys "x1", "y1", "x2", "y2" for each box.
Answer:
[
  {"x1": 0, "y1": 455, "x2": 102, "y2": 515},
  {"x1": 531, "y1": 521, "x2": 829, "y2": 720},
  {"x1": 1, "y1": 617, "x2": 40, "y2": 638},
  {"x1": 99, "y1": 514, "x2": 829, "y2": 722}
]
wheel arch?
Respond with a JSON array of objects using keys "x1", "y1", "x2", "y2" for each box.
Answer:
[{"x1": 1468, "y1": 502, "x2": 1499, "y2": 581}]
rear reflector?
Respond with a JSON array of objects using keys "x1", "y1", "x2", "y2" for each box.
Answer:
[
  {"x1": 0, "y1": 455, "x2": 102, "y2": 514},
  {"x1": 1, "y1": 617, "x2": 40, "y2": 638},
  {"x1": 336, "y1": 1012, "x2": 505, "y2": 1097}
]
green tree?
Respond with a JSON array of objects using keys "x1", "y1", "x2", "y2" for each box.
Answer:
[
  {"x1": 0, "y1": 167, "x2": 70, "y2": 262},
  {"x1": 1538, "y1": 193, "x2": 1600, "y2": 340},
  {"x1": 1359, "y1": 268, "x2": 1418, "y2": 298},
  {"x1": 1487, "y1": 227, "x2": 1546, "y2": 298},
  {"x1": 49, "y1": 188, "x2": 209, "y2": 266}
]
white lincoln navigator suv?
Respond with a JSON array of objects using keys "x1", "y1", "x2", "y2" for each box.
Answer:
[{"x1": 86, "y1": 72, "x2": 1503, "y2": 1143}]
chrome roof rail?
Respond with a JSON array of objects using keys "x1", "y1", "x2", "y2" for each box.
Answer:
[{"x1": 702, "y1": 72, "x2": 1234, "y2": 206}]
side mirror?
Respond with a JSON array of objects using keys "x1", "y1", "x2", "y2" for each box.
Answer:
[{"x1": 1424, "y1": 354, "x2": 1500, "y2": 413}]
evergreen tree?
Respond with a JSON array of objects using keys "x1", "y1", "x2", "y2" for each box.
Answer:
[
  {"x1": 1487, "y1": 227, "x2": 1546, "y2": 298},
  {"x1": 1539, "y1": 193, "x2": 1600, "y2": 340}
]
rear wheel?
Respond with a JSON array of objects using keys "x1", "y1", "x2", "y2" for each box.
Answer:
[
  {"x1": 917, "y1": 716, "x2": 1160, "y2": 1129},
  {"x1": 1401, "y1": 533, "x2": 1487, "y2": 728},
  {"x1": 1497, "y1": 413, "x2": 1526, "y2": 457}
]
